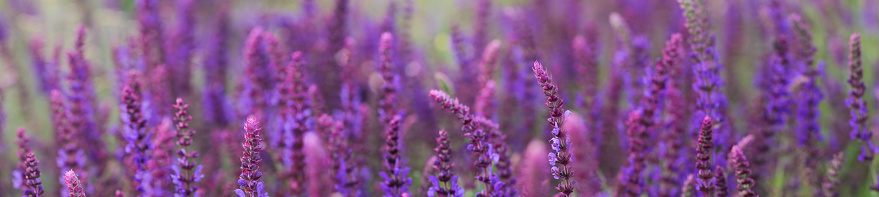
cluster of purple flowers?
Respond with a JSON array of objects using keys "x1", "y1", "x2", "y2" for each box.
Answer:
[{"x1": 1, "y1": 0, "x2": 879, "y2": 196}]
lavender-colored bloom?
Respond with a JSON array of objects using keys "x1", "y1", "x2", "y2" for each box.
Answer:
[
  {"x1": 121, "y1": 71, "x2": 152, "y2": 195},
  {"x1": 51, "y1": 90, "x2": 87, "y2": 196},
  {"x1": 429, "y1": 90, "x2": 500, "y2": 196},
  {"x1": 67, "y1": 26, "x2": 106, "y2": 174},
  {"x1": 728, "y1": 145, "x2": 757, "y2": 197},
  {"x1": 531, "y1": 61, "x2": 574, "y2": 196},
  {"x1": 316, "y1": 114, "x2": 359, "y2": 196},
  {"x1": 278, "y1": 51, "x2": 312, "y2": 195},
  {"x1": 171, "y1": 98, "x2": 203, "y2": 197},
  {"x1": 621, "y1": 112, "x2": 645, "y2": 197},
  {"x1": 64, "y1": 170, "x2": 86, "y2": 197},
  {"x1": 29, "y1": 38, "x2": 58, "y2": 94},
  {"x1": 564, "y1": 112, "x2": 599, "y2": 195},
  {"x1": 17, "y1": 128, "x2": 45, "y2": 197},
  {"x1": 846, "y1": 33, "x2": 876, "y2": 161},
  {"x1": 426, "y1": 130, "x2": 464, "y2": 197},
  {"x1": 377, "y1": 32, "x2": 411, "y2": 197},
  {"x1": 235, "y1": 116, "x2": 268, "y2": 197}
]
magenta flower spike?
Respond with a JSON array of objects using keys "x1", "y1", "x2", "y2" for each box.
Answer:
[
  {"x1": 235, "y1": 116, "x2": 268, "y2": 197},
  {"x1": 64, "y1": 170, "x2": 86, "y2": 197}
]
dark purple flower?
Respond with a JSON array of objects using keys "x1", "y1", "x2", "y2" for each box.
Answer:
[
  {"x1": 846, "y1": 33, "x2": 875, "y2": 162},
  {"x1": 426, "y1": 130, "x2": 464, "y2": 197},
  {"x1": 695, "y1": 116, "x2": 714, "y2": 193},
  {"x1": 714, "y1": 165, "x2": 728, "y2": 197},
  {"x1": 16, "y1": 128, "x2": 45, "y2": 197},
  {"x1": 621, "y1": 112, "x2": 645, "y2": 197},
  {"x1": 235, "y1": 116, "x2": 268, "y2": 197}
]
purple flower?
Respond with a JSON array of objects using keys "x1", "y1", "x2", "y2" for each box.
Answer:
[
  {"x1": 429, "y1": 90, "x2": 501, "y2": 196},
  {"x1": 531, "y1": 61, "x2": 574, "y2": 196},
  {"x1": 17, "y1": 128, "x2": 45, "y2": 197},
  {"x1": 727, "y1": 144, "x2": 757, "y2": 197},
  {"x1": 621, "y1": 112, "x2": 645, "y2": 196},
  {"x1": 235, "y1": 116, "x2": 268, "y2": 197},
  {"x1": 51, "y1": 90, "x2": 88, "y2": 196},
  {"x1": 426, "y1": 130, "x2": 464, "y2": 197},
  {"x1": 377, "y1": 32, "x2": 411, "y2": 197},
  {"x1": 846, "y1": 33, "x2": 875, "y2": 162},
  {"x1": 171, "y1": 98, "x2": 202, "y2": 196},
  {"x1": 695, "y1": 116, "x2": 714, "y2": 193},
  {"x1": 64, "y1": 170, "x2": 86, "y2": 197},
  {"x1": 121, "y1": 71, "x2": 152, "y2": 195},
  {"x1": 202, "y1": 2, "x2": 232, "y2": 128}
]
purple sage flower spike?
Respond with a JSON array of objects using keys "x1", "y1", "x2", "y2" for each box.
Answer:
[
  {"x1": 428, "y1": 90, "x2": 501, "y2": 196},
  {"x1": 377, "y1": 32, "x2": 411, "y2": 197},
  {"x1": 696, "y1": 116, "x2": 715, "y2": 194},
  {"x1": 426, "y1": 130, "x2": 464, "y2": 197},
  {"x1": 846, "y1": 33, "x2": 876, "y2": 162},
  {"x1": 728, "y1": 145, "x2": 757, "y2": 197},
  {"x1": 17, "y1": 128, "x2": 45, "y2": 197},
  {"x1": 235, "y1": 116, "x2": 268, "y2": 197},
  {"x1": 64, "y1": 170, "x2": 86, "y2": 197},
  {"x1": 172, "y1": 98, "x2": 202, "y2": 196},
  {"x1": 531, "y1": 61, "x2": 575, "y2": 196}
]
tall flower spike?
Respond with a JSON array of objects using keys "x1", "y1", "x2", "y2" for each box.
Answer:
[
  {"x1": 846, "y1": 33, "x2": 875, "y2": 161},
  {"x1": 622, "y1": 112, "x2": 645, "y2": 197},
  {"x1": 427, "y1": 130, "x2": 464, "y2": 197},
  {"x1": 428, "y1": 90, "x2": 499, "y2": 196},
  {"x1": 51, "y1": 90, "x2": 87, "y2": 196},
  {"x1": 18, "y1": 128, "x2": 45, "y2": 197},
  {"x1": 121, "y1": 71, "x2": 152, "y2": 195},
  {"x1": 65, "y1": 170, "x2": 86, "y2": 197},
  {"x1": 172, "y1": 98, "x2": 202, "y2": 196},
  {"x1": 823, "y1": 152, "x2": 842, "y2": 197},
  {"x1": 284, "y1": 51, "x2": 311, "y2": 195},
  {"x1": 695, "y1": 116, "x2": 714, "y2": 194},
  {"x1": 377, "y1": 32, "x2": 411, "y2": 197},
  {"x1": 235, "y1": 116, "x2": 268, "y2": 197},
  {"x1": 531, "y1": 61, "x2": 574, "y2": 196},
  {"x1": 728, "y1": 145, "x2": 757, "y2": 197}
]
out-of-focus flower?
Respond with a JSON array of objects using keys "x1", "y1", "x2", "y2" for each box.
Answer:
[{"x1": 846, "y1": 33, "x2": 876, "y2": 161}]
